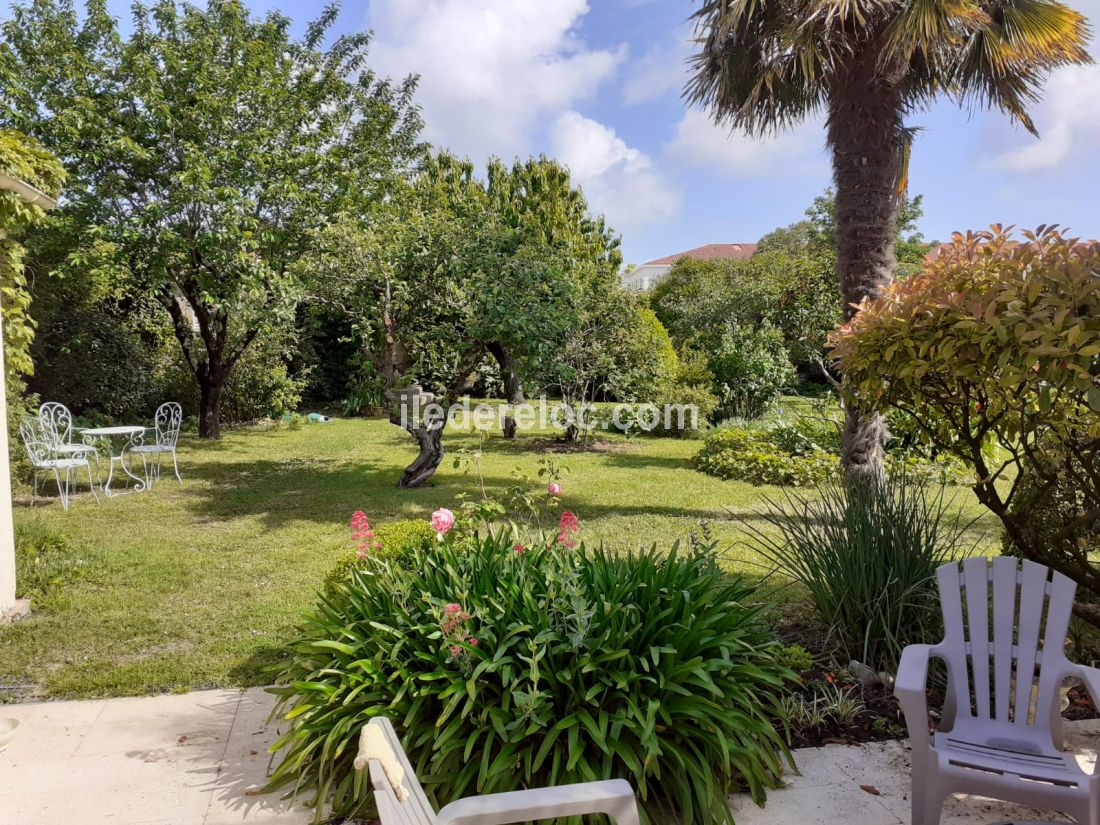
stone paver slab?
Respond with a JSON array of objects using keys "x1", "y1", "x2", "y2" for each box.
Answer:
[{"x1": 0, "y1": 696, "x2": 107, "y2": 759}]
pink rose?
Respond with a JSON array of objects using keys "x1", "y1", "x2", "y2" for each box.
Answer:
[
  {"x1": 548, "y1": 482, "x2": 562, "y2": 495},
  {"x1": 431, "y1": 508, "x2": 455, "y2": 536}
]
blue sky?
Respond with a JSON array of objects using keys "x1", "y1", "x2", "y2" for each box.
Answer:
[{"x1": 96, "y1": 0, "x2": 1100, "y2": 265}]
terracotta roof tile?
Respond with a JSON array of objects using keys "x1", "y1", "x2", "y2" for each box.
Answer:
[{"x1": 644, "y1": 243, "x2": 758, "y2": 265}]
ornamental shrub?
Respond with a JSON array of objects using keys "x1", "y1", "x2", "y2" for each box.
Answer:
[
  {"x1": 695, "y1": 427, "x2": 839, "y2": 486},
  {"x1": 270, "y1": 528, "x2": 795, "y2": 824},
  {"x1": 709, "y1": 324, "x2": 796, "y2": 420},
  {"x1": 1002, "y1": 443, "x2": 1100, "y2": 586},
  {"x1": 831, "y1": 226, "x2": 1100, "y2": 624},
  {"x1": 323, "y1": 518, "x2": 436, "y2": 591}
]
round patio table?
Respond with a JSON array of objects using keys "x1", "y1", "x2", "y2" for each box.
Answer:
[{"x1": 79, "y1": 425, "x2": 147, "y2": 497}]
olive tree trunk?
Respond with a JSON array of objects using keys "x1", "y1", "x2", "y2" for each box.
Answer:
[
  {"x1": 391, "y1": 409, "x2": 445, "y2": 488},
  {"x1": 828, "y1": 43, "x2": 906, "y2": 484}
]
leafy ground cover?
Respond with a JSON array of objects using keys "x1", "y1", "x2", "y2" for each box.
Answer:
[{"x1": 0, "y1": 404, "x2": 1002, "y2": 700}]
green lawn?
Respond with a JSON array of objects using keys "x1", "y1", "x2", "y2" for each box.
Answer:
[{"x1": 0, "y1": 409, "x2": 1002, "y2": 700}]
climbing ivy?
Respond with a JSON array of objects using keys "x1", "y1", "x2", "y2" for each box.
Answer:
[{"x1": 0, "y1": 128, "x2": 64, "y2": 385}]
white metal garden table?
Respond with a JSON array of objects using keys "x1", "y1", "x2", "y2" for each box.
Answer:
[{"x1": 78, "y1": 425, "x2": 147, "y2": 497}]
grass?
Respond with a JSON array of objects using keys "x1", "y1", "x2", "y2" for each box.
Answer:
[{"x1": 0, "y1": 403, "x2": 1003, "y2": 700}]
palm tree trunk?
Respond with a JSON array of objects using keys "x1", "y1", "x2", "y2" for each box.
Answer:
[{"x1": 828, "y1": 52, "x2": 905, "y2": 484}]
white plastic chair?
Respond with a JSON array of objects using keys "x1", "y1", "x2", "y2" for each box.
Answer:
[
  {"x1": 129, "y1": 402, "x2": 183, "y2": 487},
  {"x1": 38, "y1": 401, "x2": 99, "y2": 470},
  {"x1": 896, "y1": 556, "x2": 1100, "y2": 825},
  {"x1": 356, "y1": 716, "x2": 641, "y2": 825},
  {"x1": 20, "y1": 418, "x2": 99, "y2": 511}
]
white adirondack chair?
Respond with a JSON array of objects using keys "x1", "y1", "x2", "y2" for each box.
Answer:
[
  {"x1": 896, "y1": 556, "x2": 1100, "y2": 825},
  {"x1": 355, "y1": 716, "x2": 642, "y2": 825}
]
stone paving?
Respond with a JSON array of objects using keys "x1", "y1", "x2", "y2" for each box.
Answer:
[
  {"x1": 0, "y1": 688, "x2": 308, "y2": 824},
  {"x1": 732, "y1": 722, "x2": 1100, "y2": 825},
  {"x1": 3, "y1": 687, "x2": 1099, "y2": 824}
]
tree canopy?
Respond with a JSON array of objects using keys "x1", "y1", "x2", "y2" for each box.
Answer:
[{"x1": 2, "y1": 0, "x2": 424, "y2": 436}]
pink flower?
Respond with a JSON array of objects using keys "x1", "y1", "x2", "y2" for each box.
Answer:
[
  {"x1": 513, "y1": 543, "x2": 526, "y2": 554},
  {"x1": 548, "y1": 482, "x2": 562, "y2": 495},
  {"x1": 558, "y1": 511, "x2": 579, "y2": 548},
  {"x1": 431, "y1": 508, "x2": 455, "y2": 536},
  {"x1": 449, "y1": 644, "x2": 461, "y2": 656},
  {"x1": 467, "y1": 637, "x2": 479, "y2": 647},
  {"x1": 356, "y1": 549, "x2": 366, "y2": 559},
  {"x1": 445, "y1": 603, "x2": 463, "y2": 615}
]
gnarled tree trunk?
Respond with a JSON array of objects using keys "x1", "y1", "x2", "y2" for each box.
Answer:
[
  {"x1": 391, "y1": 410, "x2": 445, "y2": 488},
  {"x1": 390, "y1": 387, "x2": 446, "y2": 488},
  {"x1": 828, "y1": 42, "x2": 906, "y2": 484}
]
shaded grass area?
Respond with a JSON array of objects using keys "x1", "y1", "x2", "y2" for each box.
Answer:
[{"x1": 0, "y1": 409, "x2": 1002, "y2": 700}]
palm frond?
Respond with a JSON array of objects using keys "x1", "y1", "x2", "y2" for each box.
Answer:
[
  {"x1": 951, "y1": 0, "x2": 1092, "y2": 134},
  {"x1": 686, "y1": 0, "x2": 835, "y2": 135},
  {"x1": 882, "y1": 0, "x2": 989, "y2": 66},
  {"x1": 894, "y1": 125, "x2": 921, "y2": 197}
]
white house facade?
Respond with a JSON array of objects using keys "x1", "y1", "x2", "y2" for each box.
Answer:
[{"x1": 621, "y1": 243, "x2": 758, "y2": 291}]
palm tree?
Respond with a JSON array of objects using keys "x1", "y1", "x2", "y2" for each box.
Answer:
[{"x1": 687, "y1": 0, "x2": 1091, "y2": 482}]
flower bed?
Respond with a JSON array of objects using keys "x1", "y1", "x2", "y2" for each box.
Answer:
[{"x1": 268, "y1": 509, "x2": 796, "y2": 824}]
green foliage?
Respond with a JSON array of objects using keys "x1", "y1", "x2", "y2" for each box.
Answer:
[
  {"x1": 779, "y1": 682, "x2": 865, "y2": 729},
  {"x1": 4, "y1": 0, "x2": 424, "y2": 436},
  {"x1": 270, "y1": 529, "x2": 794, "y2": 824},
  {"x1": 1003, "y1": 444, "x2": 1100, "y2": 585},
  {"x1": 0, "y1": 128, "x2": 63, "y2": 386},
  {"x1": 758, "y1": 189, "x2": 929, "y2": 278},
  {"x1": 220, "y1": 332, "x2": 305, "y2": 424},
  {"x1": 774, "y1": 644, "x2": 815, "y2": 673},
  {"x1": 833, "y1": 226, "x2": 1100, "y2": 622},
  {"x1": 745, "y1": 475, "x2": 974, "y2": 672},
  {"x1": 696, "y1": 409, "x2": 966, "y2": 487},
  {"x1": 323, "y1": 518, "x2": 437, "y2": 592},
  {"x1": 604, "y1": 305, "x2": 679, "y2": 402},
  {"x1": 658, "y1": 348, "x2": 719, "y2": 435},
  {"x1": 695, "y1": 426, "x2": 839, "y2": 486},
  {"x1": 648, "y1": 248, "x2": 836, "y2": 382},
  {"x1": 710, "y1": 324, "x2": 795, "y2": 420}
]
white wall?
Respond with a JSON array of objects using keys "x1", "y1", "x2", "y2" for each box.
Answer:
[
  {"x1": 620, "y1": 263, "x2": 670, "y2": 292},
  {"x1": 0, "y1": 322, "x2": 16, "y2": 616}
]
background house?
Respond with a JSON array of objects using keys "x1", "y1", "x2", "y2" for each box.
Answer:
[{"x1": 621, "y1": 243, "x2": 758, "y2": 291}]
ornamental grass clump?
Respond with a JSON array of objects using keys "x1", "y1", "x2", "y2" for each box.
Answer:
[
  {"x1": 746, "y1": 474, "x2": 977, "y2": 674},
  {"x1": 269, "y1": 522, "x2": 795, "y2": 824}
]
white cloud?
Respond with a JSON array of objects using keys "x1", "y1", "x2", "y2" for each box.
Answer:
[
  {"x1": 368, "y1": 0, "x2": 624, "y2": 161},
  {"x1": 550, "y1": 111, "x2": 681, "y2": 234},
  {"x1": 666, "y1": 107, "x2": 824, "y2": 175},
  {"x1": 621, "y1": 27, "x2": 692, "y2": 106},
  {"x1": 988, "y1": 64, "x2": 1100, "y2": 173}
]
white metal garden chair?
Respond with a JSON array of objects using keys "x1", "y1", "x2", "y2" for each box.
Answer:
[
  {"x1": 129, "y1": 401, "x2": 183, "y2": 487},
  {"x1": 38, "y1": 401, "x2": 99, "y2": 470},
  {"x1": 355, "y1": 716, "x2": 641, "y2": 825},
  {"x1": 896, "y1": 556, "x2": 1100, "y2": 825},
  {"x1": 20, "y1": 418, "x2": 99, "y2": 511}
]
